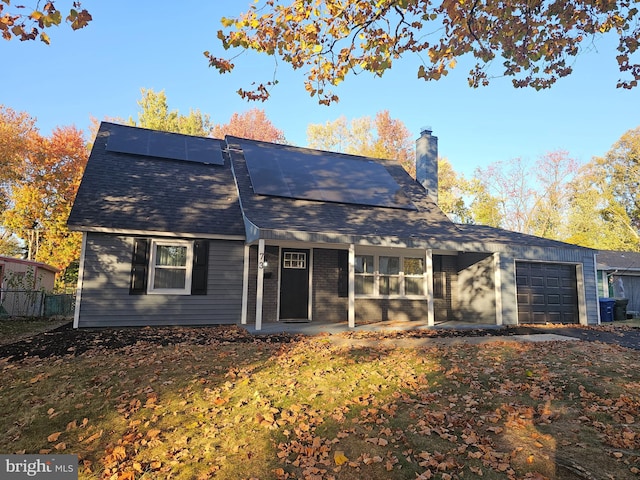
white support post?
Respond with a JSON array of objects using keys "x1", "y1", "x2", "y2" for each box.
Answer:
[
  {"x1": 72, "y1": 232, "x2": 88, "y2": 329},
  {"x1": 256, "y1": 239, "x2": 265, "y2": 331},
  {"x1": 426, "y1": 249, "x2": 435, "y2": 327},
  {"x1": 240, "y1": 244, "x2": 250, "y2": 325},
  {"x1": 348, "y1": 244, "x2": 355, "y2": 328},
  {"x1": 493, "y1": 252, "x2": 503, "y2": 326}
]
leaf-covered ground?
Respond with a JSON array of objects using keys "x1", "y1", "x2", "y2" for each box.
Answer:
[{"x1": 0, "y1": 324, "x2": 639, "y2": 479}]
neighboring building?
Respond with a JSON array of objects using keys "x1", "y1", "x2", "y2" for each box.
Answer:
[
  {"x1": 67, "y1": 122, "x2": 599, "y2": 329},
  {"x1": 0, "y1": 256, "x2": 59, "y2": 316},
  {"x1": 596, "y1": 250, "x2": 640, "y2": 318}
]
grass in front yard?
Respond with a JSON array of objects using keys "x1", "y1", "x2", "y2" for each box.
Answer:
[
  {"x1": 1, "y1": 334, "x2": 639, "y2": 479},
  {"x1": 0, "y1": 317, "x2": 70, "y2": 345}
]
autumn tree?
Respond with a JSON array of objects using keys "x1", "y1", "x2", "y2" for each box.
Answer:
[
  {"x1": 307, "y1": 111, "x2": 413, "y2": 174},
  {"x1": 0, "y1": 1, "x2": 91, "y2": 44},
  {"x1": 2, "y1": 125, "x2": 88, "y2": 274},
  {"x1": 208, "y1": 0, "x2": 640, "y2": 104},
  {"x1": 471, "y1": 157, "x2": 536, "y2": 233},
  {"x1": 437, "y1": 158, "x2": 472, "y2": 223},
  {"x1": 467, "y1": 178, "x2": 502, "y2": 228},
  {"x1": 528, "y1": 150, "x2": 579, "y2": 239},
  {"x1": 563, "y1": 128, "x2": 640, "y2": 251},
  {"x1": 564, "y1": 162, "x2": 639, "y2": 251},
  {"x1": 469, "y1": 151, "x2": 578, "y2": 237},
  {"x1": 0, "y1": 230, "x2": 22, "y2": 257},
  {"x1": 211, "y1": 108, "x2": 287, "y2": 143},
  {"x1": 0, "y1": 106, "x2": 37, "y2": 207},
  {"x1": 130, "y1": 88, "x2": 215, "y2": 137},
  {"x1": 598, "y1": 126, "x2": 640, "y2": 234}
]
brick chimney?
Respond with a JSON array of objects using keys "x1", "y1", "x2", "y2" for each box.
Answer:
[{"x1": 415, "y1": 126, "x2": 438, "y2": 204}]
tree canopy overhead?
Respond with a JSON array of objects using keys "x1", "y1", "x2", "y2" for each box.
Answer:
[
  {"x1": 0, "y1": 1, "x2": 91, "y2": 44},
  {"x1": 207, "y1": 0, "x2": 640, "y2": 104}
]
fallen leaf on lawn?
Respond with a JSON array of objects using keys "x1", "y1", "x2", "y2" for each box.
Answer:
[
  {"x1": 113, "y1": 445, "x2": 127, "y2": 461},
  {"x1": 272, "y1": 467, "x2": 287, "y2": 477},
  {"x1": 30, "y1": 373, "x2": 46, "y2": 384},
  {"x1": 334, "y1": 451, "x2": 348, "y2": 465},
  {"x1": 66, "y1": 420, "x2": 77, "y2": 431},
  {"x1": 147, "y1": 429, "x2": 161, "y2": 439},
  {"x1": 416, "y1": 469, "x2": 433, "y2": 479},
  {"x1": 82, "y1": 430, "x2": 103, "y2": 443},
  {"x1": 54, "y1": 442, "x2": 66, "y2": 451},
  {"x1": 47, "y1": 432, "x2": 62, "y2": 442}
]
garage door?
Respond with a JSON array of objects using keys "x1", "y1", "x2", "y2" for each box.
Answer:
[{"x1": 516, "y1": 262, "x2": 579, "y2": 324}]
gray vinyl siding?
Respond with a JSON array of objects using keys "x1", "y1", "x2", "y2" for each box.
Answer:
[
  {"x1": 76, "y1": 233, "x2": 244, "y2": 327},
  {"x1": 495, "y1": 247, "x2": 598, "y2": 326},
  {"x1": 456, "y1": 253, "x2": 496, "y2": 324}
]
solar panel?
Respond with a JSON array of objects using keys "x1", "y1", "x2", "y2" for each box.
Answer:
[
  {"x1": 105, "y1": 124, "x2": 224, "y2": 165},
  {"x1": 240, "y1": 140, "x2": 416, "y2": 210}
]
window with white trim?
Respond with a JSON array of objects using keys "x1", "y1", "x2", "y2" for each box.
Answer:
[
  {"x1": 283, "y1": 252, "x2": 307, "y2": 269},
  {"x1": 379, "y1": 256, "x2": 400, "y2": 295},
  {"x1": 355, "y1": 254, "x2": 425, "y2": 297},
  {"x1": 355, "y1": 255, "x2": 374, "y2": 294},
  {"x1": 148, "y1": 239, "x2": 193, "y2": 294},
  {"x1": 404, "y1": 257, "x2": 425, "y2": 296}
]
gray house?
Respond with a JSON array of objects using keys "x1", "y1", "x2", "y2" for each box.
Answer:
[
  {"x1": 596, "y1": 250, "x2": 640, "y2": 318},
  {"x1": 67, "y1": 122, "x2": 600, "y2": 329}
]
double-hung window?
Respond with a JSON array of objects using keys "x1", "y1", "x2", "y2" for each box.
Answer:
[
  {"x1": 355, "y1": 255, "x2": 374, "y2": 294},
  {"x1": 404, "y1": 257, "x2": 425, "y2": 295},
  {"x1": 148, "y1": 239, "x2": 193, "y2": 294},
  {"x1": 355, "y1": 253, "x2": 425, "y2": 297},
  {"x1": 379, "y1": 256, "x2": 400, "y2": 295}
]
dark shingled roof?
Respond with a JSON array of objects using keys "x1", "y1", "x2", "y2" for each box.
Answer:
[
  {"x1": 67, "y1": 123, "x2": 245, "y2": 237},
  {"x1": 455, "y1": 224, "x2": 594, "y2": 250},
  {"x1": 68, "y1": 124, "x2": 595, "y2": 253},
  {"x1": 226, "y1": 136, "x2": 462, "y2": 246},
  {"x1": 597, "y1": 250, "x2": 640, "y2": 271}
]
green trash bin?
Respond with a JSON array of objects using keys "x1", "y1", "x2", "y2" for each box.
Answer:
[{"x1": 614, "y1": 299, "x2": 629, "y2": 321}]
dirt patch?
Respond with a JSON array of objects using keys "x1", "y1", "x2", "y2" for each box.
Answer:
[{"x1": 0, "y1": 322, "x2": 300, "y2": 362}]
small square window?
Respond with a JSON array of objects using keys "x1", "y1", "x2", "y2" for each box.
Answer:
[{"x1": 283, "y1": 252, "x2": 306, "y2": 269}]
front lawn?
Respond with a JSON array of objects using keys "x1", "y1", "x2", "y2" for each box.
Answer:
[
  {"x1": 0, "y1": 328, "x2": 639, "y2": 479},
  {"x1": 0, "y1": 317, "x2": 71, "y2": 345}
]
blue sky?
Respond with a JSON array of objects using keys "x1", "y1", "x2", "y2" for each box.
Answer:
[{"x1": 2, "y1": 1, "x2": 638, "y2": 177}]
